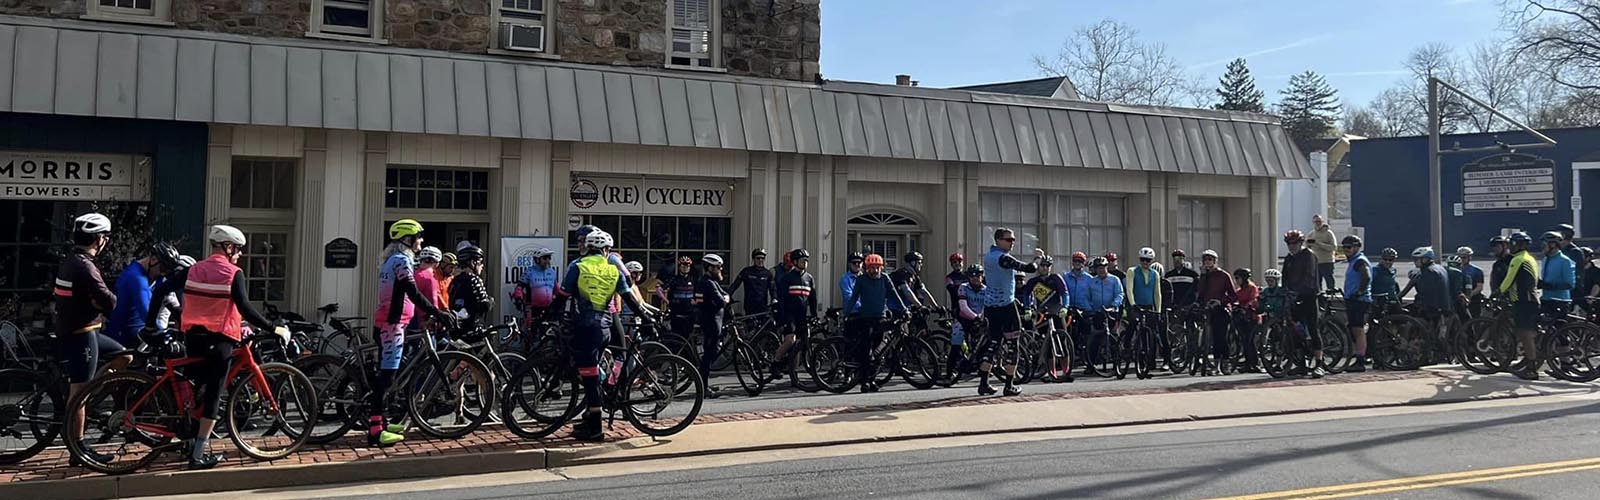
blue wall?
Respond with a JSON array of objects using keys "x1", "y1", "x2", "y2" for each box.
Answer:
[
  {"x1": 1349, "y1": 127, "x2": 1600, "y2": 255},
  {"x1": 0, "y1": 112, "x2": 208, "y2": 249}
]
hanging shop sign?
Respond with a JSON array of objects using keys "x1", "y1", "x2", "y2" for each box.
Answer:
[
  {"x1": 323, "y1": 238, "x2": 359, "y2": 269},
  {"x1": 0, "y1": 150, "x2": 152, "y2": 201},
  {"x1": 1460, "y1": 153, "x2": 1556, "y2": 212},
  {"x1": 569, "y1": 176, "x2": 732, "y2": 216}
]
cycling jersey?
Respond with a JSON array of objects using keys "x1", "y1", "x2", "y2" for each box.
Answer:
[
  {"x1": 1259, "y1": 286, "x2": 1290, "y2": 317},
  {"x1": 1196, "y1": 268, "x2": 1237, "y2": 304},
  {"x1": 448, "y1": 271, "x2": 492, "y2": 331},
  {"x1": 1126, "y1": 265, "x2": 1162, "y2": 311},
  {"x1": 982, "y1": 246, "x2": 1038, "y2": 307},
  {"x1": 846, "y1": 273, "x2": 904, "y2": 318},
  {"x1": 1236, "y1": 282, "x2": 1260, "y2": 313},
  {"x1": 106, "y1": 259, "x2": 153, "y2": 345},
  {"x1": 944, "y1": 270, "x2": 965, "y2": 310},
  {"x1": 1166, "y1": 266, "x2": 1200, "y2": 307},
  {"x1": 1025, "y1": 273, "x2": 1068, "y2": 311},
  {"x1": 561, "y1": 254, "x2": 632, "y2": 319},
  {"x1": 1344, "y1": 252, "x2": 1372, "y2": 303},
  {"x1": 1447, "y1": 266, "x2": 1469, "y2": 297},
  {"x1": 1414, "y1": 263, "x2": 1452, "y2": 311},
  {"x1": 777, "y1": 268, "x2": 819, "y2": 319},
  {"x1": 839, "y1": 270, "x2": 858, "y2": 314},
  {"x1": 414, "y1": 267, "x2": 443, "y2": 322},
  {"x1": 1063, "y1": 269, "x2": 1092, "y2": 310},
  {"x1": 1491, "y1": 254, "x2": 1512, "y2": 298},
  {"x1": 1372, "y1": 264, "x2": 1400, "y2": 300},
  {"x1": 890, "y1": 267, "x2": 927, "y2": 308},
  {"x1": 376, "y1": 252, "x2": 418, "y2": 327},
  {"x1": 53, "y1": 249, "x2": 116, "y2": 336},
  {"x1": 1541, "y1": 250, "x2": 1577, "y2": 302},
  {"x1": 1283, "y1": 249, "x2": 1319, "y2": 297},
  {"x1": 1462, "y1": 264, "x2": 1485, "y2": 294},
  {"x1": 1083, "y1": 274, "x2": 1124, "y2": 311},
  {"x1": 520, "y1": 264, "x2": 558, "y2": 308},
  {"x1": 728, "y1": 265, "x2": 774, "y2": 307},
  {"x1": 957, "y1": 282, "x2": 986, "y2": 319},
  {"x1": 694, "y1": 274, "x2": 730, "y2": 320},
  {"x1": 660, "y1": 271, "x2": 698, "y2": 308}
]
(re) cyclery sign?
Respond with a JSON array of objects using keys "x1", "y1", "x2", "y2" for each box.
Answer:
[
  {"x1": 1460, "y1": 153, "x2": 1556, "y2": 212},
  {"x1": 0, "y1": 150, "x2": 152, "y2": 201},
  {"x1": 569, "y1": 176, "x2": 731, "y2": 216}
]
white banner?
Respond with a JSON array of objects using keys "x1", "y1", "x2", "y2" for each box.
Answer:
[
  {"x1": 569, "y1": 176, "x2": 733, "y2": 216},
  {"x1": 0, "y1": 150, "x2": 151, "y2": 201},
  {"x1": 499, "y1": 236, "x2": 566, "y2": 324}
]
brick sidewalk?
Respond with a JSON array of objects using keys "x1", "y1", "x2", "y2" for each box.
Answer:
[{"x1": 0, "y1": 370, "x2": 1432, "y2": 484}]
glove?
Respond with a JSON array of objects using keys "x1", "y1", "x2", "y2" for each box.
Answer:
[
  {"x1": 138, "y1": 325, "x2": 159, "y2": 338},
  {"x1": 433, "y1": 311, "x2": 460, "y2": 330}
]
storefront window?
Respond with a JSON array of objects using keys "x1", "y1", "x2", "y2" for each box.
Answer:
[
  {"x1": 242, "y1": 231, "x2": 289, "y2": 305},
  {"x1": 1051, "y1": 195, "x2": 1126, "y2": 263},
  {"x1": 231, "y1": 159, "x2": 295, "y2": 210},
  {"x1": 0, "y1": 201, "x2": 70, "y2": 310},
  {"x1": 979, "y1": 192, "x2": 1040, "y2": 258},
  {"x1": 570, "y1": 215, "x2": 732, "y2": 277},
  {"x1": 385, "y1": 167, "x2": 490, "y2": 211},
  {"x1": 1178, "y1": 198, "x2": 1226, "y2": 258}
]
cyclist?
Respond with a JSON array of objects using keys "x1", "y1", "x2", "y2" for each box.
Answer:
[
  {"x1": 840, "y1": 252, "x2": 864, "y2": 313},
  {"x1": 515, "y1": 247, "x2": 557, "y2": 324},
  {"x1": 1127, "y1": 247, "x2": 1167, "y2": 368},
  {"x1": 1340, "y1": 236, "x2": 1373, "y2": 372},
  {"x1": 980, "y1": 228, "x2": 1045, "y2": 396},
  {"x1": 1260, "y1": 269, "x2": 1288, "y2": 319},
  {"x1": 1489, "y1": 236, "x2": 1512, "y2": 298},
  {"x1": 437, "y1": 251, "x2": 457, "y2": 308},
  {"x1": 553, "y1": 229, "x2": 652, "y2": 440},
  {"x1": 950, "y1": 264, "x2": 986, "y2": 378},
  {"x1": 1445, "y1": 255, "x2": 1473, "y2": 322},
  {"x1": 1025, "y1": 258, "x2": 1071, "y2": 382},
  {"x1": 1197, "y1": 250, "x2": 1238, "y2": 374},
  {"x1": 694, "y1": 254, "x2": 731, "y2": 396},
  {"x1": 728, "y1": 249, "x2": 774, "y2": 317},
  {"x1": 1409, "y1": 247, "x2": 1452, "y2": 344},
  {"x1": 1082, "y1": 257, "x2": 1124, "y2": 377},
  {"x1": 447, "y1": 245, "x2": 493, "y2": 332},
  {"x1": 1457, "y1": 246, "x2": 1485, "y2": 297},
  {"x1": 1282, "y1": 230, "x2": 1325, "y2": 378},
  {"x1": 107, "y1": 242, "x2": 181, "y2": 347},
  {"x1": 1105, "y1": 253, "x2": 1126, "y2": 281},
  {"x1": 153, "y1": 255, "x2": 195, "y2": 331},
  {"x1": 370, "y1": 220, "x2": 458, "y2": 447},
  {"x1": 415, "y1": 246, "x2": 446, "y2": 314},
  {"x1": 1540, "y1": 231, "x2": 1577, "y2": 318},
  {"x1": 1013, "y1": 271, "x2": 1032, "y2": 310},
  {"x1": 1233, "y1": 268, "x2": 1261, "y2": 372},
  {"x1": 1064, "y1": 252, "x2": 1092, "y2": 354},
  {"x1": 158, "y1": 225, "x2": 291, "y2": 469},
  {"x1": 945, "y1": 252, "x2": 967, "y2": 311},
  {"x1": 1557, "y1": 224, "x2": 1584, "y2": 266},
  {"x1": 1167, "y1": 249, "x2": 1199, "y2": 309},
  {"x1": 891, "y1": 252, "x2": 942, "y2": 313},
  {"x1": 1372, "y1": 248, "x2": 1401, "y2": 309},
  {"x1": 843, "y1": 254, "x2": 906, "y2": 393},
  {"x1": 1582, "y1": 248, "x2": 1600, "y2": 298},
  {"x1": 1500, "y1": 232, "x2": 1541, "y2": 380},
  {"x1": 54, "y1": 213, "x2": 125, "y2": 467},
  {"x1": 659, "y1": 255, "x2": 699, "y2": 347},
  {"x1": 771, "y1": 249, "x2": 818, "y2": 379}
]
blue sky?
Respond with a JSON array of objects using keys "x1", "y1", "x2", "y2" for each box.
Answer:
[{"x1": 821, "y1": 0, "x2": 1506, "y2": 109}]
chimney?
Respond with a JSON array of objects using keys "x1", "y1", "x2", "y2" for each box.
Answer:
[{"x1": 895, "y1": 74, "x2": 912, "y2": 86}]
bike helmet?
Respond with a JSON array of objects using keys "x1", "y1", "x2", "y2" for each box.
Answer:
[
  {"x1": 583, "y1": 230, "x2": 614, "y2": 250},
  {"x1": 864, "y1": 254, "x2": 885, "y2": 269},
  {"x1": 1509, "y1": 232, "x2": 1532, "y2": 245},
  {"x1": 418, "y1": 246, "x2": 443, "y2": 263},
  {"x1": 1445, "y1": 255, "x2": 1462, "y2": 266},
  {"x1": 388, "y1": 219, "x2": 424, "y2": 241},
  {"x1": 703, "y1": 254, "x2": 725, "y2": 266},
  {"x1": 678, "y1": 255, "x2": 693, "y2": 265},
  {"x1": 1583, "y1": 247, "x2": 1595, "y2": 261},
  {"x1": 1014, "y1": 270, "x2": 1027, "y2": 279},
  {"x1": 790, "y1": 248, "x2": 811, "y2": 261},
  {"x1": 1283, "y1": 230, "x2": 1305, "y2": 244},
  {"x1": 949, "y1": 252, "x2": 965, "y2": 264},
  {"x1": 457, "y1": 245, "x2": 484, "y2": 263},
  {"x1": 847, "y1": 252, "x2": 865, "y2": 264},
  {"x1": 1072, "y1": 251, "x2": 1088, "y2": 262},
  {"x1": 1138, "y1": 247, "x2": 1156, "y2": 260},
  {"x1": 1233, "y1": 268, "x2": 1252, "y2": 280},
  {"x1": 1038, "y1": 256, "x2": 1055, "y2": 268},
  {"x1": 1171, "y1": 249, "x2": 1187, "y2": 258},
  {"x1": 1411, "y1": 246, "x2": 1436, "y2": 260},
  {"x1": 208, "y1": 224, "x2": 247, "y2": 246},
  {"x1": 1263, "y1": 268, "x2": 1282, "y2": 280},
  {"x1": 440, "y1": 252, "x2": 457, "y2": 265},
  {"x1": 73, "y1": 213, "x2": 112, "y2": 234},
  {"x1": 1341, "y1": 235, "x2": 1363, "y2": 247},
  {"x1": 903, "y1": 251, "x2": 924, "y2": 264},
  {"x1": 531, "y1": 247, "x2": 554, "y2": 258},
  {"x1": 149, "y1": 241, "x2": 181, "y2": 270},
  {"x1": 1088, "y1": 257, "x2": 1109, "y2": 268},
  {"x1": 1381, "y1": 247, "x2": 1399, "y2": 260},
  {"x1": 175, "y1": 255, "x2": 196, "y2": 271},
  {"x1": 625, "y1": 261, "x2": 645, "y2": 273},
  {"x1": 1201, "y1": 249, "x2": 1219, "y2": 259},
  {"x1": 1557, "y1": 223, "x2": 1576, "y2": 234},
  {"x1": 752, "y1": 248, "x2": 767, "y2": 258},
  {"x1": 1489, "y1": 235, "x2": 1508, "y2": 247},
  {"x1": 1542, "y1": 231, "x2": 1564, "y2": 243},
  {"x1": 1456, "y1": 246, "x2": 1474, "y2": 257},
  {"x1": 574, "y1": 224, "x2": 598, "y2": 238},
  {"x1": 963, "y1": 264, "x2": 984, "y2": 277},
  {"x1": 1104, "y1": 252, "x2": 1119, "y2": 263}
]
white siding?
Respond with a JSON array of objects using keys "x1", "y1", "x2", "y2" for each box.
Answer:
[
  {"x1": 516, "y1": 140, "x2": 554, "y2": 235},
  {"x1": 978, "y1": 164, "x2": 1147, "y2": 194},
  {"x1": 571, "y1": 143, "x2": 748, "y2": 178},
  {"x1": 848, "y1": 181, "x2": 933, "y2": 223},
  {"x1": 1173, "y1": 173, "x2": 1249, "y2": 198},
  {"x1": 845, "y1": 157, "x2": 943, "y2": 184},
  {"x1": 232, "y1": 125, "x2": 304, "y2": 158},
  {"x1": 387, "y1": 133, "x2": 502, "y2": 168},
  {"x1": 319, "y1": 130, "x2": 365, "y2": 309}
]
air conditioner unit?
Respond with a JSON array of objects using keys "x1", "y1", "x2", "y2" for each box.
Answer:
[{"x1": 501, "y1": 23, "x2": 544, "y2": 52}]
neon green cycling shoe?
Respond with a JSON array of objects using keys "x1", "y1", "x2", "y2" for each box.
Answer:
[
  {"x1": 368, "y1": 430, "x2": 406, "y2": 447},
  {"x1": 386, "y1": 423, "x2": 407, "y2": 434}
]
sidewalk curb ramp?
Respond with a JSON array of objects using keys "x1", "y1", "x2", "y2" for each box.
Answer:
[{"x1": 4, "y1": 378, "x2": 1581, "y2": 499}]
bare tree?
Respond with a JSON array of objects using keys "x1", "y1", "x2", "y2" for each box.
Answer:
[
  {"x1": 1369, "y1": 87, "x2": 1420, "y2": 137},
  {"x1": 1341, "y1": 106, "x2": 1384, "y2": 138},
  {"x1": 1032, "y1": 19, "x2": 1197, "y2": 106},
  {"x1": 1462, "y1": 41, "x2": 1525, "y2": 132},
  {"x1": 1508, "y1": 0, "x2": 1600, "y2": 125},
  {"x1": 1402, "y1": 42, "x2": 1472, "y2": 133}
]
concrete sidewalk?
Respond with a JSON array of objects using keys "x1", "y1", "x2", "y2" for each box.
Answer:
[{"x1": 5, "y1": 369, "x2": 1593, "y2": 499}]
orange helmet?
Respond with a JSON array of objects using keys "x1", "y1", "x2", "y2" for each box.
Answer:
[
  {"x1": 1284, "y1": 230, "x2": 1306, "y2": 244},
  {"x1": 864, "y1": 254, "x2": 886, "y2": 268},
  {"x1": 1071, "y1": 252, "x2": 1088, "y2": 262}
]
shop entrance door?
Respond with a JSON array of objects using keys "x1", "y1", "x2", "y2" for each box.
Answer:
[{"x1": 852, "y1": 233, "x2": 920, "y2": 272}]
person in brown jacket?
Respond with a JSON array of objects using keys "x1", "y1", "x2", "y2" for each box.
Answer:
[
  {"x1": 1308, "y1": 215, "x2": 1338, "y2": 292},
  {"x1": 1197, "y1": 250, "x2": 1238, "y2": 374}
]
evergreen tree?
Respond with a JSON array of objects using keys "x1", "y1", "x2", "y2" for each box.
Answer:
[
  {"x1": 1276, "y1": 71, "x2": 1342, "y2": 151},
  {"x1": 1213, "y1": 58, "x2": 1265, "y2": 113}
]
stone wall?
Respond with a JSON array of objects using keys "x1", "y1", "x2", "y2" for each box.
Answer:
[
  {"x1": 0, "y1": 0, "x2": 87, "y2": 18},
  {"x1": 554, "y1": 0, "x2": 668, "y2": 67},
  {"x1": 176, "y1": 0, "x2": 311, "y2": 38},
  {"x1": 721, "y1": 0, "x2": 819, "y2": 81},
  {"x1": 387, "y1": 0, "x2": 492, "y2": 52}
]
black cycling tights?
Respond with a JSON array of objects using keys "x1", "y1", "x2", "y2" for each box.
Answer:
[{"x1": 184, "y1": 332, "x2": 237, "y2": 421}]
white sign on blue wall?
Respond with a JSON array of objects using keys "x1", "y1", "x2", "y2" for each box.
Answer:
[{"x1": 1461, "y1": 153, "x2": 1556, "y2": 212}]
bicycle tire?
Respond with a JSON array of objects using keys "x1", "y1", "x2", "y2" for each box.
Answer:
[
  {"x1": 1318, "y1": 318, "x2": 1352, "y2": 374},
  {"x1": 408, "y1": 351, "x2": 495, "y2": 439},
  {"x1": 1134, "y1": 326, "x2": 1155, "y2": 379},
  {"x1": 624, "y1": 353, "x2": 704, "y2": 437},
  {"x1": 1375, "y1": 315, "x2": 1427, "y2": 371},
  {"x1": 897, "y1": 337, "x2": 941, "y2": 390},
  {"x1": 1257, "y1": 324, "x2": 1288, "y2": 379},
  {"x1": 63, "y1": 371, "x2": 171, "y2": 475},
  {"x1": 227, "y1": 362, "x2": 317, "y2": 460},
  {"x1": 499, "y1": 360, "x2": 578, "y2": 440},
  {"x1": 1546, "y1": 323, "x2": 1600, "y2": 382},
  {"x1": 1165, "y1": 319, "x2": 1194, "y2": 374},
  {"x1": 749, "y1": 330, "x2": 785, "y2": 385},
  {"x1": 293, "y1": 354, "x2": 362, "y2": 445},
  {"x1": 0, "y1": 368, "x2": 62, "y2": 464},
  {"x1": 732, "y1": 345, "x2": 765, "y2": 397},
  {"x1": 1458, "y1": 317, "x2": 1513, "y2": 374},
  {"x1": 808, "y1": 337, "x2": 858, "y2": 394}
]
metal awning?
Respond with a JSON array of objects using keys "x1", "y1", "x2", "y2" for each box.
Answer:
[{"x1": 0, "y1": 16, "x2": 1312, "y2": 178}]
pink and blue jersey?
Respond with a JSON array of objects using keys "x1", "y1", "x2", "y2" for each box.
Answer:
[
  {"x1": 376, "y1": 253, "x2": 417, "y2": 328},
  {"x1": 521, "y1": 264, "x2": 558, "y2": 308}
]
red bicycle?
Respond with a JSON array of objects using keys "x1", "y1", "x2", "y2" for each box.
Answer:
[{"x1": 64, "y1": 330, "x2": 317, "y2": 475}]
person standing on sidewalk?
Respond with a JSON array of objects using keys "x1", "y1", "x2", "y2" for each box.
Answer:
[
  {"x1": 1540, "y1": 231, "x2": 1577, "y2": 318},
  {"x1": 843, "y1": 254, "x2": 905, "y2": 393},
  {"x1": 1457, "y1": 246, "x2": 1486, "y2": 298},
  {"x1": 1341, "y1": 236, "x2": 1373, "y2": 372},
  {"x1": 945, "y1": 252, "x2": 967, "y2": 311},
  {"x1": 1166, "y1": 250, "x2": 1199, "y2": 309},
  {"x1": 1282, "y1": 230, "x2": 1325, "y2": 378},
  {"x1": 840, "y1": 252, "x2": 863, "y2": 314},
  {"x1": 660, "y1": 256, "x2": 699, "y2": 349},
  {"x1": 553, "y1": 229, "x2": 650, "y2": 440},
  {"x1": 1308, "y1": 215, "x2": 1338, "y2": 292},
  {"x1": 771, "y1": 249, "x2": 817, "y2": 379},
  {"x1": 728, "y1": 249, "x2": 774, "y2": 317},
  {"x1": 1489, "y1": 236, "x2": 1512, "y2": 299},
  {"x1": 1232, "y1": 268, "x2": 1262, "y2": 372},
  {"x1": 1499, "y1": 232, "x2": 1541, "y2": 380},
  {"x1": 981, "y1": 228, "x2": 1044, "y2": 396},
  {"x1": 694, "y1": 254, "x2": 731, "y2": 397},
  {"x1": 1557, "y1": 224, "x2": 1584, "y2": 268},
  {"x1": 1196, "y1": 250, "x2": 1237, "y2": 374}
]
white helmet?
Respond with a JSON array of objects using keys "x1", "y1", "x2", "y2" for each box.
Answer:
[
  {"x1": 1201, "y1": 249, "x2": 1219, "y2": 259},
  {"x1": 1456, "y1": 246, "x2": 1474, "y2": 257},
  {"x1": 1263, "y1": 268, "x2": 1282, "y2": 280},
  {"x1": 625, "y1": 261, "x2": 644, "y2": 273},
  {"x1": 176, "y1": 255, "x2": 196, "y2": 269},
  {"x1": 73, "y1": 213, "x2": 112, "y2": 234},
  {"x1": 703, "y1": 254, "x2": 725, "y2": 266},
  {"x1": 1138, "y1": 247, "x2": 1157, "y2": 260},
  {"x1": 208, "y1": 225, "x2": 247, "y2": 246},
  {"x1": 418, "y1": 246, "x2": 443, "y2": 263},
  {"x1": 532, "y1": 247, "x2": 554, "y2": 258},
  {"x1": 584, "y1": 230, "x2": 614, "y2": 250}
]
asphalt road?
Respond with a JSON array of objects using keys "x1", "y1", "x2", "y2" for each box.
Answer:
[{"x1": 296, "y1": 397, "x2": 1600, "y2": 500}]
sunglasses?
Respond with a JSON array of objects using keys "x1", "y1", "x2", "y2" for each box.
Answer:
[
  {"x1": 1000, "y1": 237, "x2": 1017, "y2": 242},
  {"x1": 1139, "y1": 258, "x2": 1153, "y2": 262},
  {"x1": 1381, "y1": 258, "x2": 1396, "y2": 262}
]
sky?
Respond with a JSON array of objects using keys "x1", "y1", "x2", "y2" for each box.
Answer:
[{"x1": 820, "y1": 0, "x2": 1508, "y2": 110}]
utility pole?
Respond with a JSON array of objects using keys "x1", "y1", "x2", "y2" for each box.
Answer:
[{"x1": 1428, "y1": 79, "x2": 1442, "y2": 252}]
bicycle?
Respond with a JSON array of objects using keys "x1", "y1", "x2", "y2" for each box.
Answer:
[
  {"x1": 499, "y1": 318, "x2": 704, "y2": 440},
  {"x1": 1, "y1": 323, "x2": 157, "y2": 465},
  {"x1": 64, "y1": 330, "x2": 317, "y2": 475},
  {"x1": 808, "y1": 311, "x2": 941, "y2": 393},
  {"x1": 1083, "y1": 308, "x2": 1126, "y2": 379},
  {"x1": 1256, "y1": 291, "x2": 1335, "y2": 378},
  {"x1": 719, "y1": 304, "x2": 778, "y2": 397},
  {"x1": 1124, "y1": 306, "x2": 1163, "y2": 380}
]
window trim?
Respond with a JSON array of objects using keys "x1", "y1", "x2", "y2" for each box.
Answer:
[
  {"x1": 232, "y1": 226, "x2": 295, "y2": 309},
  {"x1": 666, "y1": 0, "x2": 720, "y2": 70},
  {"x1": 83, "y1": 0, "x2": 175, "y2": 27},
  {"x1": 492, "y1": 0, "x2": 554, "y2": 54},
  {"x1": 310, "y1": 0, "x2": 387, "y2": 43},
  {"x1": 1177, "y1": 197, "x2": 1227, "y2": 258}
]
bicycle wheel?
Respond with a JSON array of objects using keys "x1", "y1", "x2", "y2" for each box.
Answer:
[
  {"x1": 64, "y1": 371, "x2": 172, "y2": 475},
  {"x1": 750, "y1": 330, "x2": 783, "y2": 381},
  {"x1": 654, "y1": 333, "x2": 699, "y2": 370},
  {"x1": 227, "y1": 362, "x2": 317, "y2": 460},
  {"x1": 1375, "y1": 316, "x2": 1426, "y2": 371},
  {"x1": 0, "y1": 368, "x2": 62, "y2": 464},
  {"x1": 1133, "y1": 327, "x2": 1155, "y2": 379},
  {"x1": 499, "y1": 360, "x2": 579, "y2": 440},
  {"x1": 407, "y1": 352, "x2": 495, "y2": 439},
  {"x1": 293, "y1": 354, "x2": 363, "y2": 445},
  {"x1": 731, "y1": 345, "x2": 765, "y2": 397},
  {"x1": 1166, "y1": 320, "x2": 1194, "y2": 374},
  {"x1": 923, "y1": 333, "x2": 960, "y2": 388},
  {"x1": 1257, "y1": 325, "x2": 1288, "y2": 379},
  {"x1": 1458, "y1": 317, "x2": 1515, "y2": 374},
  {"x1": 623, "y1": 354, "x2": 704, "y2": 437},
  {"x1": 807, "y1": 337, "x2": 858, "y2": 394},
  {"x1": 896, "y1": 337, "x2": 942, "y2": 390},
  {"x1": 1547, "y1": 323, "x2": 1600, "y2": 382},
  {"x1": 1317, "y1": 318, "x2": 1352, "y2": 373}
]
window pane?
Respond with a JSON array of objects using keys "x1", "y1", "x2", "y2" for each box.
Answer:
[
  {"x1": 592, "y1": 215, "x2": 619, "y2": 238},
  {"x1": 620, "y1": 216, "x2": 646, "y2": 249},
  {"x1": 272, "y1": 163, "x2": 293, "y2": 209},
  {"x1": 679, "y1": 217, "x2": 705, "y2": 249},
  {"x1": 386, "y1": 167, "x2": 397, "y2": 187},
  {"x1": 471, "y1": 191, "x2": 488, "y2": 210},
  {"x1": 398, "y1": 189, "x2": 415, "y2": 208},
  {"x1": 706, "y1": 217, "x2": 730, "y2": 251},
  {"x1": 472, "y1": 171, "x2": 489, "y2": 190},
  {"x1": 325, "y1": 6, "x2": 370, "y2": 29},
  {"x1": 385, "y1": 189, "x2": 398, "y2": 208},
  {"x1": 230, "y1": 163, "x2": 252, "y2": 209},
  {"x1": 416, "y1": 189, "x2": 435, "y2": 209},
  {"x1": 398, "y1": 169, "x2": 416, "y2": 188},
  {"x1": 455, "y1": 191, "x2": 470, "y2": 209},
  {"x1": 649, "y1": 217, "x2": 675, "y2": 249},
  {"x1": 434, "y1": 190, "x2": 453, "y2": 209}
]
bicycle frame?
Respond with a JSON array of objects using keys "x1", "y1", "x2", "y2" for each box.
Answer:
[{"x1": 125, "y1": 338, "x2": 279, "y2": 439}]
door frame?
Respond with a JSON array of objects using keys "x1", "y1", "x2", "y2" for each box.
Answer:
[{"x1": 1575, "y1": 162, "x2": 1600, "y2": 238}]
